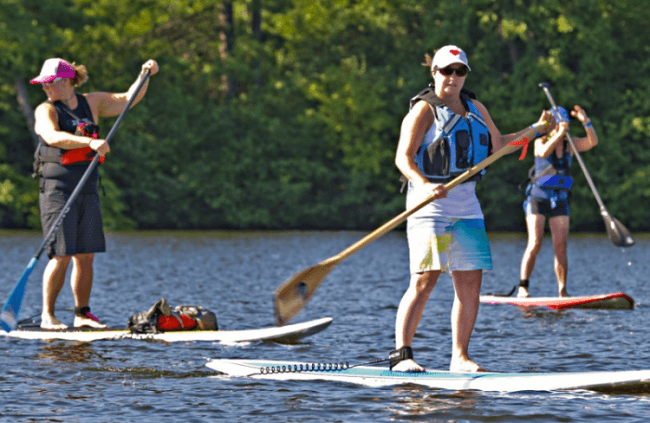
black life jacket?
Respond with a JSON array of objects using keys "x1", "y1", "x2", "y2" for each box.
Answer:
[{"x1": 32, "y1": 94, "x2": 104, "y2": 179}]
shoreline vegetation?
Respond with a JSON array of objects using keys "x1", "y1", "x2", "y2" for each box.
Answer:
[
  {"x1": 2, "y1": 1, "x2": 648, "y2": 232},
  {"x1": 1, "y1": 229, "x2": 648, "y2": 239}
]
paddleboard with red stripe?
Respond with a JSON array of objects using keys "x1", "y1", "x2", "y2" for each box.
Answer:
[{"x1": 480, "y1": 292, "x2": 633, "y2": 310}]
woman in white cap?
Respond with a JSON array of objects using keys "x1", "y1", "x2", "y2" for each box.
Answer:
[
  {"x1": 31, "y1": 58, "x2": 159, "y2": 329},
  {"x1": 391, "y1": 45, "x2": 550, "y2": 372}
]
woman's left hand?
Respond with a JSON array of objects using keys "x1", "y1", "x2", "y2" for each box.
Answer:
[
  {"x1": 570, "y1": 105, "x2": 589, "y2": 124},
  {"x1": 141, "y1": 60, "x2": 159, "y2": 76}
]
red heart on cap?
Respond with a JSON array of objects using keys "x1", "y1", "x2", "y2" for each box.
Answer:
[{"x1": 450, "y1": 49, "x2": 460, "y2": 56}]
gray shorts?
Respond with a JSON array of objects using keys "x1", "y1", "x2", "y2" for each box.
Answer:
[{"x1": 39, "y1": 179, "x2": 106, "y2": 258}]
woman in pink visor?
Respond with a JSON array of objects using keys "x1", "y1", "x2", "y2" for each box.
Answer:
[{"x1": 31, "y1": 58, "x2": 159, "y2": 330}]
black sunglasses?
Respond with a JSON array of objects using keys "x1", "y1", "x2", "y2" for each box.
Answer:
[{"x1": 437, "y1": 67, "x2": 468, "y2": 77}]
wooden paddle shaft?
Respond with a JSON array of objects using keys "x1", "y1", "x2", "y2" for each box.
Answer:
[
  {"x1": 328, "y1": 131, "x2": 536, "y2": 265},
  {"x1": 274, "y1": 125, "x2": 541, "y2": 325}
]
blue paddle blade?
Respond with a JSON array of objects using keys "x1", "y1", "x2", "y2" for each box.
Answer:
[{"x1": 1, "y1": 257, "x2": 38, "y2": 332}]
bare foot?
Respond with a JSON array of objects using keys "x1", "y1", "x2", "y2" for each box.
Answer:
[
  {"x1": 449, "y1": 358, "x2": 488, "y2": 373},
  {"x1": 559, "y1": 289, "x2": 570, "y2": 298},
  {"x1": 391, "y1": 359, "x2": 426, "y2": 373},
  {"x1": 74, "y1": 315, "x2": 108, "y2": 329},
  {"x1": 41, "y1": 315, "x2": 68, "y2": 330},
  {"x1": 517, "y1": 287, "x2": 530, "y2": 298}
]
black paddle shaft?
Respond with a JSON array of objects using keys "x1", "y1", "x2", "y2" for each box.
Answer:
[
  {"x1": 539, "y1": 82, "x2": 634, "y2": 247},
  {"x1": 32, "y1": 70, "x2": 151, "y2": 260},
  {"x1": 538, "y1": 83, "x2": 608, "y2": 211}
]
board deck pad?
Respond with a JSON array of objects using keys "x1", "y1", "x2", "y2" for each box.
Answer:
[
  {"x1": 480, "y1": 292, "x2": 634, "y2": 310},
  {"x1": 206, "y1": 359, "x2": 650, "y2": 393},
  {"x1": 1, "y1": 317, "x2": 332, "y2": 344}
]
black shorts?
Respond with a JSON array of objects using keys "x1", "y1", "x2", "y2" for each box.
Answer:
[
  {"x1": 39, "y1": 179, "x2": 106, "y2": 259},
  {"x1": 523, "y1": 196, "x2": 570, "y2": 218}
]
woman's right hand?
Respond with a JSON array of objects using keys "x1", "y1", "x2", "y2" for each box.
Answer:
[
  {"x1": 422, "y1": 182, "x2": 448, "y2": 201},
  {"x1": 535, "y1": 110, "x2": 553, "y2": 134},
  {"x1": 89, "y1": 139, "x2": 110, "y2": 156}
]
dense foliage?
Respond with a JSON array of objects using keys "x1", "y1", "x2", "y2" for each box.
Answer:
[{"x1": 1, "y1": 0, "x2": 648, "y2": 232}]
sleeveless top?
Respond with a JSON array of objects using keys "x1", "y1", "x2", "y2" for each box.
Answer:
[
  {"x1": 526, "y1": 139, "x2": 573, "y2": 203},
  {"x1": 38, "y1": 94, "x2": 99, "y2": 194},
  {"x1": 406, "y1": 86, "x2": 488, "y2": 219}
]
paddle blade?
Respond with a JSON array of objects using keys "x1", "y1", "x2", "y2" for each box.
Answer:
[
  {"x1": 1, "y1": 257, "x2": 38, "y2": 332},
  {"x1": 274, "y1": 260, "x2": 339, "y2": 326},
  {"x1": 603, "y1": 213, "x2": 635, "y2": 247}
]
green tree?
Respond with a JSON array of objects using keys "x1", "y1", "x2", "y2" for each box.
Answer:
[{"x1": 1, "y1": 0, "x2": 648, "y2": 232}]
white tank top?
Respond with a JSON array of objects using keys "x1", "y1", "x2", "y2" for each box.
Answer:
[{"x1": 406, "y1": 181, "x2": 484, "y2": 219}]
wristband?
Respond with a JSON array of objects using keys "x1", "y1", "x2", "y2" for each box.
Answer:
[
  {"x1": 530, "y1": 125, "x2": 540, "y2": 138},
  {"x1": 584, "y1": 121, "x2": 592, "y2": 128}
]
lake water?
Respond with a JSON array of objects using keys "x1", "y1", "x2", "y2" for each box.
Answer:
[{"x1": 1, "y1": 230, "x2": 649, "y2": 422}]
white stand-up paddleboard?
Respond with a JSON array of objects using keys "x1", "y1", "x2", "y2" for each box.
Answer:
[
  {"x1": 480, "y1": 292, "x2": 634, "y2": 310},
  {"x1": 206, "y1": 359, "x2": 650, "y2": 393},
  {"x1": 1, "y1": 317, "x2": 332, "y2": 344}
]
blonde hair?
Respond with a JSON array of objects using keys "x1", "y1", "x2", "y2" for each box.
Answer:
[
  {"x1": 422, "y1": 52, "x2": 434, "y2": 68},
  {"x1": 70, "y1": 62, "x2": 88, "y2": 87}
]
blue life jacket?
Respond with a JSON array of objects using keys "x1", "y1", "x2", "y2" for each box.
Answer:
[
  {"x1": 409, "y1": 85, "x2": 491, "y2": 183},
  {"x1": 526, "y1": 140, "x2": 573, "y2": 205}
]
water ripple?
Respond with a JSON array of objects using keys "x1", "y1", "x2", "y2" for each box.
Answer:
[{"x1": 1, "y1": 231, "x2": 649, "y2": 422}]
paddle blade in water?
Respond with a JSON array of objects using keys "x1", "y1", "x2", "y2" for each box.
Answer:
[
  {"x1": 274, "y1": 260, "x2": 338, "y2": 326},
  {"x1": 603, "y1": 213, "x2": 635, "y2": 247},
  {"x1": 1, "y1": 257, "x2": 38, "y2": 332}
]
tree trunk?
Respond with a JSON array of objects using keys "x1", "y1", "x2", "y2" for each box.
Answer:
[
  {"x1": 252, "y1": 0, "x2": 262, "y2": 87},
  {"x1": 219, "y1": 1, "x2": 237, "y2": 98},
  {"x1": 15, "y1": 78, "x2": 39, "y2": 148}
]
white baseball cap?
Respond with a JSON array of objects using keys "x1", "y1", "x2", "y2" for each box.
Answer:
[
  {"x1": 30, "y1": 58, "x2": 75, "y2": 84},
  {"x1": 431, "y1": 45, "x2": 471, "y2": 71}
]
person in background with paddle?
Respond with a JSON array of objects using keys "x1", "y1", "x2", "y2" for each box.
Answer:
[
  {"x1": 393, "y1": 45, "x2": 550, "y2": 372},
  {"x1": 518, "y1": 105, "x2": 598, "y2": 298},
  {"x1": 31, "y1": 58, "x2": 159, "y2": 330}
]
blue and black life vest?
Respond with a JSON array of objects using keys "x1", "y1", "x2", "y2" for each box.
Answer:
[
  {"x1": 409, "y1": 85, "x2": 492, "y2": 183},
  {"x1": 526, "y1": 139, "x2": 573, "y2": 204}
]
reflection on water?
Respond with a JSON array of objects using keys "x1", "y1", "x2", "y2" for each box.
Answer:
[
  {"x1": 37, "y1": 342, "x2": 98, "y2": 364},
  {"x1": 1, "y1": 231, "x2": 649, "y2": 422},
  {"x1": 390, "y1": 389, "x2": 481, "y2": 418}
]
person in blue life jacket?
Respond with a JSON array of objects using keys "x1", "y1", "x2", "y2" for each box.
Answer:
[
  {"x1": 31, "y1": 58, "x2": 159, "y2": 329},
  {"x1": 392, "y1": 45, "x2": 551, "y2": 372},
  {"x1": 518, "y1": 105, "x2": 598, "y2": 298}
]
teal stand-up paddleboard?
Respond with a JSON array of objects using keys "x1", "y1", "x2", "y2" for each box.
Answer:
[{"x1": 206, "y1": 359, "x2": 650, "y2": 393}]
